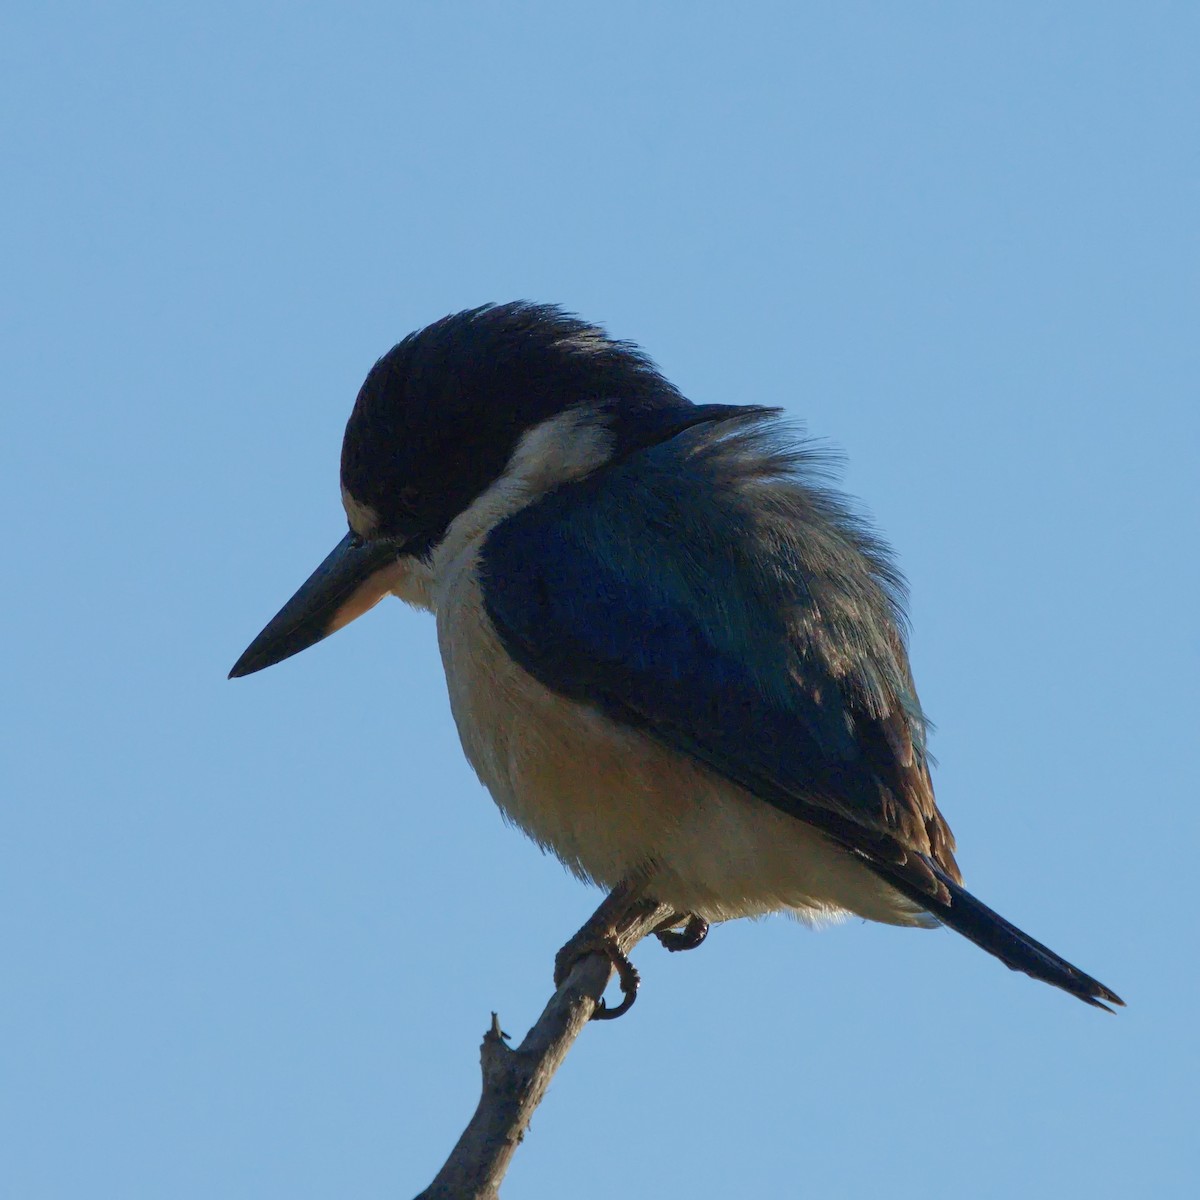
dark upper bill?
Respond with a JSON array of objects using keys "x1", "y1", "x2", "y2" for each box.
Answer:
[{"x1": 228, "y1": 532, "x2": 400, "y2": 678}]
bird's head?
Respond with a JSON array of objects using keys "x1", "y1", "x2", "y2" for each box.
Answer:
[{"x1": 229, "y1": 301, "x2": 723, "y2": 678}]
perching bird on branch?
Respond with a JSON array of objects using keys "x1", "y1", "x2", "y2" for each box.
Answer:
[{"x1": 230, "y1": 302, "x2": 1121, "y2": 1015}]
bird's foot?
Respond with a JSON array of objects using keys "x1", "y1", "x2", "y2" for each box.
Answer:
[
  {"x1": 653, "y1": 912, "x2": 710, "y2": 953},
  {"x1": 554, "y1": 882, "x2": 663, "y2": 1020},
  {"x1": 554, "y1": 932, "x2": 642, "y2": 1020}
]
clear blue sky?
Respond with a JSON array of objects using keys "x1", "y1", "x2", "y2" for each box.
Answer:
[{"x1": 3, "y1": 4, "x2": 1196, "y2": 1197}]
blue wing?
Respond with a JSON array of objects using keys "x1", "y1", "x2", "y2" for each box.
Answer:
[
  {"x1": 481, "y1": 409, "x2": 1127, "y2": 1009},
  {"x1": 480, "y1": 410, "x2": 959, "y2": 898}
]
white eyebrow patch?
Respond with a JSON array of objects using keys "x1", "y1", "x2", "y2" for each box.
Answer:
[{"x1": 341, "y1": 486, "x2": 381, "y2": 538}]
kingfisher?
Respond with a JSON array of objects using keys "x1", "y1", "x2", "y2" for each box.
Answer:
[{"x1": 230, "y1": 302, "x2": 1121, "y2": 1016}]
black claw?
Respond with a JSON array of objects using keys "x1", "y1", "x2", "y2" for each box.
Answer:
[
  {"x1": 553, "y1": 885, "x2": 665, "y2": 1022},
  {"x1": 655, "y1": 914, "x2": 710, "y2": 953},
  {"x1": 592, "y1": 951, "x2": 640, "y2": 1020},
  {"x1": 554, "y1": 934, "x2": 643, "y2": 1020}
]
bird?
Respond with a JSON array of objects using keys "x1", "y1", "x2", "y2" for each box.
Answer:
[{"x1": 230, "y1": 301, "x2": 1121, "y2": 1015}]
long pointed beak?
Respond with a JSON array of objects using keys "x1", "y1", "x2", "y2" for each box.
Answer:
[{"x1": 229, "y1": 531, "x2": 400, "y2": 678}]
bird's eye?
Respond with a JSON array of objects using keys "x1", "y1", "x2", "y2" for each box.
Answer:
[
  {"x1": 346, "y1": 530, "x2": 365, "y2": 550},
  {"x1": 397, "y1": 485, "x2": 420, "y2": 514}
]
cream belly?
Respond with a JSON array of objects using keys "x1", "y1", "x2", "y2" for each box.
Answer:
[{"x1": 431, "y1": 546, "x2": 929, "y2": 929}]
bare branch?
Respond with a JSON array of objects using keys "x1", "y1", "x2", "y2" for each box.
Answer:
[{"x1": 414, "y1": 894, "x2": 676, "y2": 1199}]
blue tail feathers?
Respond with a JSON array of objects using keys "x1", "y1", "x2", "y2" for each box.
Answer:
[{"x1": 883, "y1": 860, "x2": 1123, "y2": 1011}]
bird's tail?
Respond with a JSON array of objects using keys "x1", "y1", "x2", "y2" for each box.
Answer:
[{"x1": 883, "y1": 861, "x2": 1124, "y2": 1011}]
